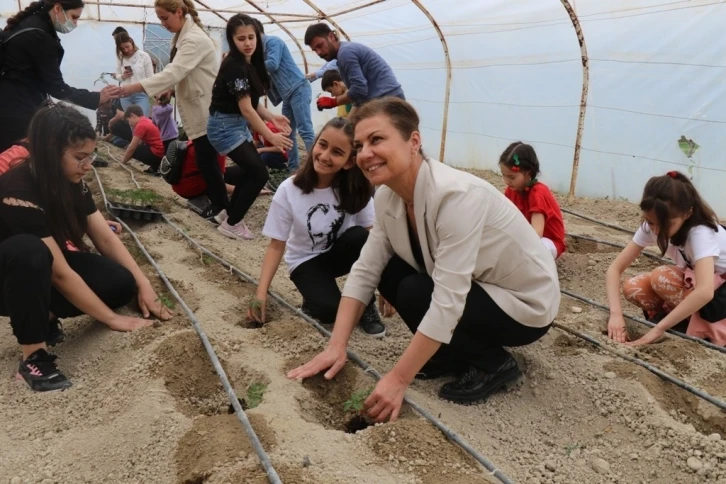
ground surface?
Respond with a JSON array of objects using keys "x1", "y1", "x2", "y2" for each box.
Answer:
[{"x1": 1, "y1": 144, "x2": 725, "y2": 484}]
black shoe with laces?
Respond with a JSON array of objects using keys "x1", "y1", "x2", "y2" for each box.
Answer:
[
  {"x1": 144, "y1": 166, "x2": 161, "y2": 176},
  {"x1": 200, "y1": 205, "x2": 222, "y2": 223},
  {"x1": 438, "y1": 355, "x2": 523, "y2": 404},
  {"x1": 359, "y1": 301, "x2": 386, "y2": 338},
  {"x1": 16, "y1": 349, "x2": 72, "y2": 392},
  {"x1": 47, "y1": 318, "x2": 65, "y2": 347}
]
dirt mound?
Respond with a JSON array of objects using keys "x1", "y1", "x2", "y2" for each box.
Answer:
[
  {"x1": 153, "y1": 331, "x2": 229, "y2": 416},
  {"x1": 363, "y1": 418, "x2": 495, "y2": 484},
  {"x1": 174, "y1": 413, "x2": 276, "y2": 483}
]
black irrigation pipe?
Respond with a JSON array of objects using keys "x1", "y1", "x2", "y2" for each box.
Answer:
[
  {"x1": 552, "y1": 322, "x2": 726, "y2": 412},
  {"x1": 566, "y1": 233, "x2": 669, "y2": 263},
  {"x1": 560, "y1": 288, "x2": 726, "y2": 355},
  {"x1": 92, "y1": 168, "x2": 282, "y2": 484},
  {"x1": 161, "y1": 215, "x2": 514, "y2": 484},
  {"x1": 561, "y1": 208, "x2": 636, "y2": 235}
]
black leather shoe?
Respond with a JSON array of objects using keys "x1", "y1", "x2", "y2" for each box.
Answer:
[{"x1": 438, "y1": 356, "x2": 523, "y2": 404}]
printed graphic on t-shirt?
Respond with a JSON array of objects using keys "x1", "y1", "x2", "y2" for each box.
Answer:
[
  {"x1": 227, "y1": 77, "x2": 250, "y2": 97},
  {"x1": 306, "y1": 203, "x2": 345, "y2": 250}
]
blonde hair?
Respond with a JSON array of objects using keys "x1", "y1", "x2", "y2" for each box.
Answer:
[{"x1": 154, "y1": 0, "x2": 206, "y2": 35}]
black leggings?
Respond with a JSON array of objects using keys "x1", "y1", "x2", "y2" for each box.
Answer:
[
  {"x1": 378, "y1": 255, "x2": 551, "y2": 372},
  {"x1": 131, "y1": 144, "x2": 162, "y2": 170},
  {"x1": 0, "y1": 235, "x2": 137, "y2": 345},
  {"x1": 192, "y1": 135, "x2": 228, "y2": 211},
  {"x1": 226, "y1": 140, "x2": 269, "y2": 226},
  {"x1": 290, "y1": 226, "x2": 370, "y2": 324}
]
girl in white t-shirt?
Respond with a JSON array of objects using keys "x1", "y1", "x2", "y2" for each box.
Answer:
[
  {"x1": 247, "y1": 117, "x2": 386, "y2": 337},
  {"x1": 606, "y1": 171, "x2": 726, "y2": 346},
  {"x1": 113, "y1": 32, "x2": 154, "y2": 116}
]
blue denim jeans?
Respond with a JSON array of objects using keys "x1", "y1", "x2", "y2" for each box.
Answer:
[
  {"x1": 207, "y1": 111, "x2": 253, "y2": 156},
  {"x1": 282, "y1": 82, "x2": 314, "y2": 172},
  {"x1": 120, "y1": 92, "x2": 150, "y2": 116}
]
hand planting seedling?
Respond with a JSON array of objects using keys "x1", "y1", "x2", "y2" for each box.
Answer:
[
  {"x1": 343, "y1": 387, "x2": 373, "y2": 434},
  {"x1": 246, "y1": 297, "x2": 266, "y2": 328}
]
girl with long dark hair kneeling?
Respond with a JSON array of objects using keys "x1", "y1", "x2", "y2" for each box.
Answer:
[
  {"x1": 207, "y1": 14, "x2": 293, "y2": 240},
  {"x1": 247, "y1": 117, "x2": 385, "y2": 337},
  {"x1": 0, "y1": 103, "x2": 172, "y2": 392}
]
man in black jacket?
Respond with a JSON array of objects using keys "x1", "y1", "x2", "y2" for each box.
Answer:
[{"x1": 0, "y1": 0, "x2": 119, "y2": 152}]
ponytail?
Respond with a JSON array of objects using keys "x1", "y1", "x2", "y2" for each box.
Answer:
[
  {"x1": 180, "y1": 0, "x2": 205, "y2": 33},
  {"x1": 4, "y1": 1, "x2": 47, "y2": 31}
]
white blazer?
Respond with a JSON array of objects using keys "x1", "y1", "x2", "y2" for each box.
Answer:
[{"x1": 342, "y1": 158, "x2": 561, "y2": 344}]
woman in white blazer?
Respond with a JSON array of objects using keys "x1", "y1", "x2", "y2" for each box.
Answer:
[
  {"x1": 289, "y1": 98, "x2": 560, "y2": 418},
  {"x1": 118, "y1": 0, "x2": 228, "y2": 219}
]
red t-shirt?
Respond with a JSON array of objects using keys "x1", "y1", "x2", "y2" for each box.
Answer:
[
  {"x1": 253, "y1": 122, "x2": 289, "y2": 161},
  {"x1": 504, "y1": 183, "x2": 566, "y2": 257},
  {"x1": 172, "y1": 142, "x2": 227, "y2": 199},
  {"x1": 133, "y1": 117, "x2": 166, "y2": 158}
]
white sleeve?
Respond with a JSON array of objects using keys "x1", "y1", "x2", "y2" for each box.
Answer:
[
  {"x1": 632, "y1": 223, "x2": 657, "y2": 248},
  {"x1": 354, "y1": 197, "x2": 375, "y2": 228},
  {"x1": 687, "y1": 225, "x2": 720, "y2": 263},
  {"x1": 262, "y1": 181, "x2": 294, "y2": 241}
]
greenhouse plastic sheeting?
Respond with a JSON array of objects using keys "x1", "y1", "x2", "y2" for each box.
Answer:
[{"x1": 2, "y1": 0, "x2": 725, "y2": 211}]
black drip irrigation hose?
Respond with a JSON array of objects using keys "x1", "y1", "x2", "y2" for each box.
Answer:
[
  {"x1": 92, "y1": 168, "x2": 282, "y2": 484},
  {"x1": 560, "y1": 288, "x2": 726, "y2": 355},
  {"x1": 552, "y1": 322, "x2": 726, "y2": 412},
  {"x1": 566, "y1": 233, "x2": 669, "y2": 264},
  {"x1": 561, "y1": 208, "x2": 635, "y2": 235},
  {"x1": 161, "y1": 215, "x2": 515, "y2": 484}
]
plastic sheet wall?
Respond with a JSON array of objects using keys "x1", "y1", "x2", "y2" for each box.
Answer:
[{"x1": 2, "y1": 0, "x2": 725, "y2": 213}]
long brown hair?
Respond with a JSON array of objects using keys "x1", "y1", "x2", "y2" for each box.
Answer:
[
  {"x1": 640, "y1": 171, "x2": 719, "y2": 254},
  {"x1": 293, "y1": 117, "x2": 373, "y2": 215},
  {"x1": 115, "y1": 32, "x2": 138, "y2": 59},
  {"x1": 25, "y1": 102, "x2": 96, "y2": 251}
]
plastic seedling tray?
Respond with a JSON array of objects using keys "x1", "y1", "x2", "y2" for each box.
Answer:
[{"x1": 107, "y1": 201, "x2": 163, "y2": 222}]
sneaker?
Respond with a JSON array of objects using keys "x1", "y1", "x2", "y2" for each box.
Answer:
[
  {"x1": 199, "y1": 205, "x2": 222, "y2": 222},
  {"x1": 92, "y1": 157, "x2": 109, "y2": 168},
  {"x1": 214, "y1": 209, "x2": 228, "y2": 225},
  {"x1": 438, "y1": 355, "x2": 523, "y2": 404},
  {"x1": 47, "y1": 318, "x2": 65, "y2": 347},
  {"x1": 218, "y1": 219, "x2": 255, "y2": 240},
  {"x1": 415, "y1": 358, "x2": 464, "y2": 380},
  {"x1": 144, "y1": 166, "x2": 161, "y2": 176},
  {"x1": 359, "y1": 301, "x2": 386, "y2": 338},
  {"x1": 16, "y1": 349, "x2": 72, "y2": 392}
]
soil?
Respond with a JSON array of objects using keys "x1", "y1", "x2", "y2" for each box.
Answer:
[{"x1": 1, "y1": 144, "x2": 726, "y2": 483}]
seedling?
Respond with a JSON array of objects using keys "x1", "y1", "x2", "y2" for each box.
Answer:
[
  {"x1": 200, "y1": 253, "x2": 214, "y2": 266},
  {"x1": 158, "y1": 293, "x2": 176, "y2": 310},
  {"x1": 107, "y1": 188, "x2": 162, "y2": 206},
  {"x1": 246, "y1": 383, "x2": 267, "y2": 409},
  {"x1": 343, "y1": 387, "x2": 373, "y2": 413},
  {"x1": 565, "y1": 442, "x2": 581, "y2": 456}
]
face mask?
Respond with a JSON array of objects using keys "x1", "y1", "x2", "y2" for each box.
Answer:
[{"x1": 53, "y1": 8, "x2": 76, "y2": 34}]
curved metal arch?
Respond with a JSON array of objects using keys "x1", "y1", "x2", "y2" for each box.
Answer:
[
  {"x1": 300, "y1": 0, "x2": 351, "y2": 41},
  {"x1": 243, "y1": 0, "x2": 309, "y2": 73},
  {"x1": 409, "y1": 0, "x2": 452, "y2": 161}
]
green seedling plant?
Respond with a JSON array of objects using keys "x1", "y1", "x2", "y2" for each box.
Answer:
[
  {"x1": 200, "y1": 253, "x2": 214, "y2": 266},
  {"x1": 246, "y1": 383, "x2": 267, "y2": 409},
  {"x1": 107, "y1": 188, "x2": 162, "y2": 206},
  {"x1": 343, "y1": 387, "x2": 373, "y2": 414},
  {"x1": 677, "y1": 135, "x2": 700, "y2": 178},
  {"x1": 158, "y1": 293, "x2": 175, "y2": 310}
]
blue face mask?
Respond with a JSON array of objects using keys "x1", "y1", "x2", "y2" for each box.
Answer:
[{"x1": 53, "y1": 8, "x2": 76, "y2": 34}]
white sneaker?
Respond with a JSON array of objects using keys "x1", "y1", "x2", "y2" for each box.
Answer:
[
  {"x1": 218, "y1": 219, "x2": 254, "y2": 240},
  {"x1": 213, "y1": 209, "x2": 228, "y2": 225}
]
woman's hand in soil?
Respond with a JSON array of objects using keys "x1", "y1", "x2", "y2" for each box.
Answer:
[
  {"x1": 247, "y1": 297, "x2": 266, "y2": 324},
  {"x1": 364, "y1": 372, "x2": 407, "y2": 423},
  {"x1": 287, "y1": 345, "x2": 347, "y2": 381},
  {"x1": 607, "y1": 313, "x2": 628, "y2": 343},
  {"x1": 137, "y1": 282, "x2": 173, "y2": 321},
  {"x1": 625, "y1": 327, "x2": 665, "y2": 347},
  {"x1": 106, "y1": 314, "x2": 153, "y2": 332},
  {"x1": 271, "y1": 115, "x2": 292, "y2": 136},
  {"x1": 379, "y1": 296, "x2": 396, "y2": 318}
]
